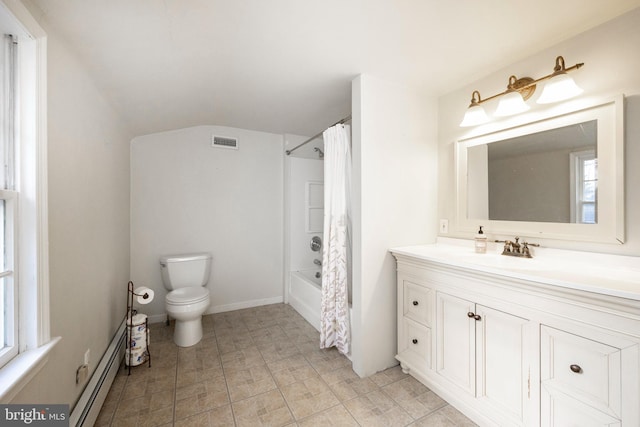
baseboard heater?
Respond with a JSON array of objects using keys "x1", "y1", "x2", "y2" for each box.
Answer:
[{"x1": 69, "y1": 319, "x2": 126, "y2": 427}]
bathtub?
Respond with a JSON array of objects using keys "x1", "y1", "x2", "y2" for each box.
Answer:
[
  {"x1": 289, "y1": 269, "x2": 323, "y2": 331},
  {"x1": 288, "y1": 269, "x2": 353, "y2": 350}
]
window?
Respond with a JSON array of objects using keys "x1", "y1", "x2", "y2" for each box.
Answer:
[
  {"x1": 0, "y1": 33, "x2": 18, "y2": 368},
  {"x1": 0, "y1": 0, "x2": 55, "y2": 401},
  {"x1": 570, "y1": 150, "x2": 597, "y2": 224}
]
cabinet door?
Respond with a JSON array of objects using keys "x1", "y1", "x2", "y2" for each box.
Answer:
[
  {"x1": 436, "y1": 292, "x2": 475, "y2": 395},
  {"x1": 476, "y1": 305, "x2": 535, "y2": 426}
]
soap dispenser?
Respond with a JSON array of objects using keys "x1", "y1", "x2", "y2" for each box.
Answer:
[{"x1": 475, "y1": 226, "x2": 487, "y2": 254}]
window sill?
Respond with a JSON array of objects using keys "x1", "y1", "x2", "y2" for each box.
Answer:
[{"x1": 0, "y1": 337, "x2": 61, "y2": 403}]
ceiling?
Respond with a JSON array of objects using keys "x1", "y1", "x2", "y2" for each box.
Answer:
[{"x1": 27, "y1": 0, "x2": 640, "y2": 138}]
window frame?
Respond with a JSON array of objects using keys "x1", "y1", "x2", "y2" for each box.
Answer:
[
  {"x1": 570, "y1": 149, "x2": 598, "y2": 224},
  {"x1": 0, "y1": 0, "x2": 57, "y2": 402}
]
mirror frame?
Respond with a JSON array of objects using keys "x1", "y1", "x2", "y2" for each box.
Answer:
[{"x1": 456, "y1": 95, "x2": 624, "y2": 244}]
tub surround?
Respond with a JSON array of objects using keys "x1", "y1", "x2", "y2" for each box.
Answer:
[{"x1": 391, "y1": 238, "x2": 639, "y2": 426}]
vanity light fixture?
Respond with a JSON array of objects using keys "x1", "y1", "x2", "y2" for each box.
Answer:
[{"x1": 460, "y1": 55, "x2": 584, "y2": 127}]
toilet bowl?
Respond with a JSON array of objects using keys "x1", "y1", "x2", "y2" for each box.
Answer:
[{"x1": 160, "y1": 252, "x2": 212, "y2": 347}]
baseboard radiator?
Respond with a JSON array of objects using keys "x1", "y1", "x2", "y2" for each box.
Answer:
[{"x1": 69, "y1": 319, "x2": 126, "y2": 427}]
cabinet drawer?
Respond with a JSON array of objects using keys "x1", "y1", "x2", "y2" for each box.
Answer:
[
  {"x1": 399, "y1": 317, "x2": 432, "y2": 369},
  {"x1": 541, "y1": 326, "x2": 621, "y2": 417},
  {"x1": 403, "y1": 281, "x2": 432, "y2": 327},
  {"x1": 541, "y1": 387, "x2": 621, "y2": 427}
]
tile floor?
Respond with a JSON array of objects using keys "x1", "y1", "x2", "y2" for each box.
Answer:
[{"x1": 96, "y1": 303, "x2": 477, "y2": 426}]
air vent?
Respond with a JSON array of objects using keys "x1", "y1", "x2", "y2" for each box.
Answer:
[{"x1": 211, "y1": 135, "x2": 239, "y2": 149}]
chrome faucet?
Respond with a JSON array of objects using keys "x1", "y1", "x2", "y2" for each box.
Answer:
[{"x1": 495, "y1": 237, "x2": 540, "y2": 258}]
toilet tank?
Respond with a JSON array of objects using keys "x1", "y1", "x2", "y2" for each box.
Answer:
[{"x1": 160, "y1": 252, "x2": 212, "y2": 290}]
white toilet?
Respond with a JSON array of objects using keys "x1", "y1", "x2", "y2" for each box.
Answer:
[{"x1": 160, "y1": 252, "x2": 212, "y2": 347}]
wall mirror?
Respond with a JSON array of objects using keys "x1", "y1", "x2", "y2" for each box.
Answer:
[{"x1": 456, "y1": 95, "x2": 624, "y2": 243}]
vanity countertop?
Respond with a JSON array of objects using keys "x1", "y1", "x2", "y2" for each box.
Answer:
[{"x1": 390, "y1": 238, "x2": 640, "y2": 301}]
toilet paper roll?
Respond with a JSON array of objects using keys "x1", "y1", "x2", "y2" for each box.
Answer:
[
  {"x1": 127, "y1": 313, "x2": 148, "y2": 326},
  {"x1": 125, "y1": 348, "x2": 149, "y2": 366},
  {"x1": 134, "y1": 287, "x2": 154, "y2": 304}
]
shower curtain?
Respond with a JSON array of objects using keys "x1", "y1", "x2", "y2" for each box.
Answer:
[{"x1": 319, "y1": 124, "x2": 351, "y2": 354}]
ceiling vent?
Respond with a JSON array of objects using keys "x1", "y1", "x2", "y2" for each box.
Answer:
[{"x1": 211, "y1": 135, "x2": 239, "y2": 150}]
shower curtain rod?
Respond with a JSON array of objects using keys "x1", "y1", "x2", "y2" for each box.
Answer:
[{"x1": 285, "y1": 114, "x2": 351, "y2": 155}]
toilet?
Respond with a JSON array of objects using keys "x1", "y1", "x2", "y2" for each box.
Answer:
[{"x1": 160, "y1": 252, "x2": 212, "y2": 347}]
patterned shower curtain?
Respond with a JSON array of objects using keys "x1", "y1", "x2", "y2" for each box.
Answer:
[{"x1": 319, "y1": 124, "x2": 351, "y2": 354}]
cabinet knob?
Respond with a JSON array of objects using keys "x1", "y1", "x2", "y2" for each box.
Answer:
[
  {"x1": 467, "y1": 312, "x2": 475, "y2": 318},
  {"x1": 474, "y1": 314, "x2": 482, "y2": 321},
  {"x1": 570, "y1": 364, "x2": 583, "y2": 374},
  {"x1": 412, "y1": 300, "x2": 419, "y2": 306},
  {"x1": 412, "y1": 338, "x2": 418, "y2": 344}
]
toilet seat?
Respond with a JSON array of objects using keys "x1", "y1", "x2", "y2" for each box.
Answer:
[{"x1": 166, "y1": 287, "x2": 209, "y2": 305}]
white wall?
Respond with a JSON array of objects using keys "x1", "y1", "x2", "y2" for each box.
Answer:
[
  {"x1": 351, "y1": 74, "x2": 438, "y2": 377},
  {"x1": 130, "y1": 126, "x2": 284, "y2": 319},
  {"x1": 438, "y1": 8, "x2": 640, "y2": 255},
  {"x1": 10, "y1": 18, "x2": 132, "y2": 407}
]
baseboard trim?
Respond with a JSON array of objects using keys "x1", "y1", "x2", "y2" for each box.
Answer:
[
  {"x1": 69, "y1": 319, "x2": 125, "y2": 427},
  {"x1": 146, "y1": 296, "x2": 285, "y2": 324}
]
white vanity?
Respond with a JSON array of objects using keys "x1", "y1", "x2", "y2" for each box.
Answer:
[{"x1": 391, "y1": 239, "x2": 640, "y2": 427}]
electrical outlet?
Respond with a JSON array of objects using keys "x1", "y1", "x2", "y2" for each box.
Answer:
[
  {"x1": 439, "y1": 219, "x2": 449, "y2": 234},
  {"x1": 84, "y1": 349, "x2": 90, "y2": 366},
  {"x1": 76, "y1": 365, "x2": 88, "y2": 384}
]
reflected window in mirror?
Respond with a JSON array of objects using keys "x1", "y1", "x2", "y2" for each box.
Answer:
[{"x1": 571, "y1": 149, "x2": 597, "y2": 224}]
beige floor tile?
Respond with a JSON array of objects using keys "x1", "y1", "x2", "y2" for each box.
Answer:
[
  {"x1": 280, "y1": 374, "x2": 340, "y2": 420},
  {"x1": 225, "y1": 364, "x2": 277, "y2": 401},
  {"x1": 329, "y1": 375, "x2": 379, "y2": 401},
  {"x1": 383, "y1": 376, "x2": 447, "y2": 418},
  {"x1": 319, "y1": 366, "x2": 359, "y2": 386},
  {"x1": 175, "y1": 377, "x2": 230, "y2": 419},
  {"x1": 216, "y1": 334, "x2": 255, "y2": 354},
  {"x1": 232, "y1": 389, "x2": 294, "y2": 427},
  {"x1": 409, "y1": 409, "x2": 458, "y2": 427},
  {"x1": 271, "y1": 363, "x2": 318, "y2": 388},
  {"x1": 174, "y1": 411, "x2": 210, "y2": 427},
  {"x1": 343, "y1": 389, "x2": 414, "y2": 427},
  {"x1": 257, "y1": 341, "x2": 301, "y2": 362},
  {"x1": 113, "y1": 394, "x2": 152, "y2": 420},
  {"x1": 297, "y1": 404, "x2": 359, "y2": 426},
  {"x1": 369, "y1": 365, "x2": 409, "y2": 387},
  {"x1": 250, "y1": 325, "x2": 288, "y2": 345},
  {"x1": 438, "y1": 404, "x2": 479, "y2": 426},
  {"x1": 149, "y1": 389, "x2": 175, "y2": 411},
  {"x1": 306, "y1": 354, "x2": 352, "y2": 375},
  {"x1": 176, "y1": 364, "x2": 224, "y2": 388},
  {"x1": 220, "y1": 347, "x2": 265, "y2": 371},
  {"x1": 265, "y1": 353, "x2": 309, "y2": 373},
  {"x1": 138, "y1": 406, "x2": 175, "y2": 427}
]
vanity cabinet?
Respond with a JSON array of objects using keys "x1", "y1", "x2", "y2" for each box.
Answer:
[
  {"x1": 392, "y1": 247, "x2": 640, "y2": 427},
  {"x1": 436, "y1": 292, "x2": 534, "y2": 425}
]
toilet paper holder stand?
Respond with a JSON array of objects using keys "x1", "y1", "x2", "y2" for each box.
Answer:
[{"x1": 126, "y1": 281, "x2": 152, "y2": 375}]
